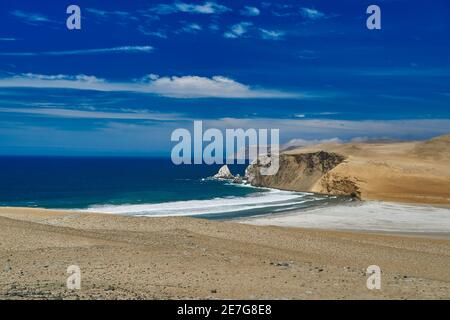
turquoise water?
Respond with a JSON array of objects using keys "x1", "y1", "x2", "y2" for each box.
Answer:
[{"x1": 0, "y1": 156, "x2": 347, "y2": 219}]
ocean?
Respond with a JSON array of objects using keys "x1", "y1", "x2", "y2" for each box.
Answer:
[{"x1": 0, "y1": 156, "x2": 347, "y2": 220}]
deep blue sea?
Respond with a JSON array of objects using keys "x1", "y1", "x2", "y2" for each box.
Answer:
[{"x1": 0, "y1": 157, "x2": 347, "y2": 220}]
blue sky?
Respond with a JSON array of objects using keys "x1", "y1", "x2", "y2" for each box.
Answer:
[{"x1": 0, "y1": 0, "x2": 449, "y2": 155}]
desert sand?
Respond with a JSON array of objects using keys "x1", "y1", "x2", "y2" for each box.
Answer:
[
  {"x1": 247, "y1": 135, "x2": 450, "y2": 204},
  {"x1": 0, "y1": 207, "x2": 449, "y2": 300}
]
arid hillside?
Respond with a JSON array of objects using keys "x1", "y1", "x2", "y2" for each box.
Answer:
[{"x1": 246, "y1": 135, "x2": 450, "y2": 204}]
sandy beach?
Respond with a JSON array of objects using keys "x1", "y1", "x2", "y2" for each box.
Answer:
[
  {"x1": 1, "y1": 207, "x2": 449, "y2": 300},
  {"x1": 240, "y1": 201, "x2": 450, "y2": 235}
]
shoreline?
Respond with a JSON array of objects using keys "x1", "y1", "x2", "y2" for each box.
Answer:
[
  {"x1": 236, "y1": 200, "x2": 450, "y2": 236},
  {"x1": 1, "y1": 194, "x2": 449, "y2": 235},
  {"x1": 1, "y1": 203, "x2": 449, "y2": 239}
]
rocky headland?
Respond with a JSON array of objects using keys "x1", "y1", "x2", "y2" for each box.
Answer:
[{"x1": 244, "y1": 135, "x2": 450, "y2": 204}]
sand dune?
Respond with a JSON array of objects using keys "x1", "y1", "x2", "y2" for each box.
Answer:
[{"x1": 249, "y1": 135, "x2": 450, "y2": 204}]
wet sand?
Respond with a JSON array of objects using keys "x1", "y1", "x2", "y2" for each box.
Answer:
[{"x1": 239, "y1": 201, "x2": 450, "y2": 234}]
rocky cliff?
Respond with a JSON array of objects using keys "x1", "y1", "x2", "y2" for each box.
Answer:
[
  {"x1": 245, "y1": 151, "x2": 360, "y2": 197},
  {"x1": 244, "y1": 135, "x2": 450, "y2": 204}
]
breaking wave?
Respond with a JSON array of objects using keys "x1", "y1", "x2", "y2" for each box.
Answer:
[{"x1": 84, "y1": 188, "x2": 336, "y2": 218}]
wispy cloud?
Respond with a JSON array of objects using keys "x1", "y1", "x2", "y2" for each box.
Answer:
[
  {"x1": 283, "y1": 137, "x2": 343, "y2": 149},
  {"x1": 224, "y1": 22, "x2": 253, "y2": 39},
  {"x1": 0, "y1": 73, "x2": 304, "y2": 99},
  {"x1": 150, "y1": 2, "x2": 231, "y2": 15},
  {"x1": 86, "y1": 8, "x2": 138, "y2": 21},
  {"x1": 137, "y1": 26, "x2": 168, "y2": 38},
  {"x1": 177, "y1": 22, "x2": 202, "y2": 34},
  {"x1": 223, "y1": 24, "x2": 285, "y2": 41},
  {"x1": 0, "y1": 107, "x2": 181, "y2": 121},
  {"x1": 300, "y1": 8, "x2": 326, "y2": 20},
  {"x1": 357, "y1": 68, "x2": 450, "y2": 77},
  {"x1": 0, "y1": 46, "x2": 154, "y2": 56},
  {"x1": 259, "y1": 29, "x2": 285, "y2": 40},
  {"x1": 240, "y1": 6, "x2": 260, "y2": 17},
  {"x1": 0, "y1": 37, "x2": 17, "y2": 41},
  {"x1": 10, "y1": 10, "x2": 54, "y2": 25},
  {"x1": 298, "y1": 49, "x2": 318, "y2": 60},
  {"x1": 271, "y1": 4, "x2": 297, "y2": 17},
  {"x1": 205, "y1": 118, "x2": 450, "y2": 142}
]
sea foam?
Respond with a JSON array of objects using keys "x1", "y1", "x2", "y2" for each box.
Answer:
[{"x1": 83, "y1": 189, "x2": 320, "y2": 217}]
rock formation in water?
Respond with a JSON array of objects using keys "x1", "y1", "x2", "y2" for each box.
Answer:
[
  {"x1": 232, "y1": 174, "x2": 243, "y2": 184},
  {"x1": 213, "y1": 165, "x2": 234, "y2": 179}
]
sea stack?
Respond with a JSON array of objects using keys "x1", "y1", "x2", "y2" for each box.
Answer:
[
  {"x1": 232, "y1": 174, "x2": 243, "y2": 184},
  {"x1": 213, "y1": 165, "x2": 234, "y2": 179}
]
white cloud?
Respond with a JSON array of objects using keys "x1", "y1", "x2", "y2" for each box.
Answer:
[
  {"x1": 224, "y1": 22, "x2": 253, "y2": 38},
  {"x1": 240, "y1": 6, "x2": 260, "y2": 16},
  {"x1": 283, "y1": 138, "x2": 343, "y2": 149},
  {"x1": 137, "y1": 26, "x2": 168, "y2": 38},
  {"x1": 259, "y1": 29, "x2": 285, "y2": 40},
  {"x1": 271, "y1": 4, "x2": 297, "y2": 17},
  {"x1": 0, "y1": 107, "x2": 181, "y2": 121},
  {"x1": 148, "y1": 4, "x2": 178, "y2": 15},
  {"x1": 293, "y1": 112, "x2": 341, "y2": 118},
  {"x1": 0, "y1": 74, "x2": 109, "y2": 91},
  {"x1": 204, "y1": 118, "x2": 450, "y2": 141},
  {"x1": 141, "y1": 75, "x2": 298, "y2": 98},
  {"x1": 177, "y1": 23, "x2": 202, "y2": 34},
  {"x1": 0, "y1": 37, "x2": 16, "y2": 41},
  {"x1": 20, "y1": 73, "x2": 104, "y2": 82},
  {"x1": 0, "y1": 73, "x2": 303, "y2": 99},
  {"x1": 86, "y1": 8, "x2": 138, "y2": 20},
  {"x1": 224, "y1": 23, "x2": 285, "y2": 41},
  {"x1": 150, "y1": 2, "x2": 231, "y2": 15},
  {"x1": 10, "y1": 10, "x2": 52, "y2": 25},
  {"x1": 357, "y1": 68, "x2": 450, "y2": 77},
  {"x1": 300, "y1": 8, "x2": 325, "y2": 20},
  {"x1": 0, "y1": 46, "x2": 154, "y2": 56}
]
